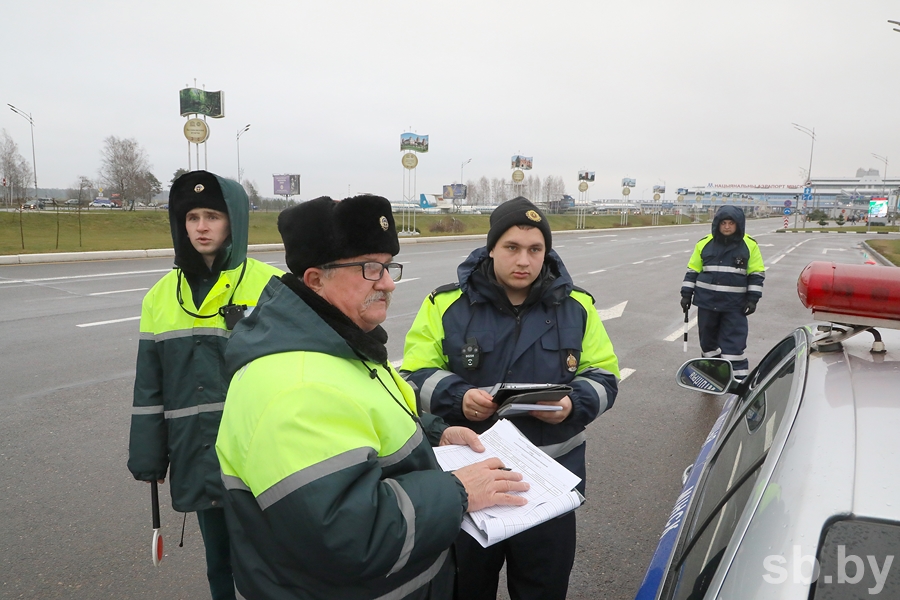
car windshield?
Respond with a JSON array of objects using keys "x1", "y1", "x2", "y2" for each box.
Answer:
[{"x1": 663, "y1": 333, "x2": 801, "y2": 600}]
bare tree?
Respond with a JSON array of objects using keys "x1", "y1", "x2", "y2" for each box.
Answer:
[
  {"x1": 135, "y1": 171, "x2": 163, "y2": 205},
  {"x1": 0, "y1": 129, "x2": 31, "y2": 206},
  {"x1": 98, "y1": 136, "x2": 151, "y2": 210}
]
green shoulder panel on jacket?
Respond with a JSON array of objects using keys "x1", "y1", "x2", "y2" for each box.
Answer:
[
  {"x1": 687, "y1": 235, "x2": 712, "y2": 272},
  {"x1": 570, "y1": 290, "x2": 620, "y2": 379},
  {"x1": 744, "y1": 235, "x2": 765, "y2": 274},
  {"x1": 401, "y1": 289, "x2": 463, "y2": 373}
]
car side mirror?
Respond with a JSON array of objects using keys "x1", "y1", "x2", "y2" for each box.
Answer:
[{"x1": 675, "y1": 358, "x2": 736, "y2": 395}]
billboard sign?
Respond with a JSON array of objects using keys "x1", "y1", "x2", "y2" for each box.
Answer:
[
  {"x1": 622, "y1": 178, "x2": 636, "y2": 188},
  {"x1": 653, "y1": 185, "x2": 666, "y2": 194},
  {"x1": 677, "y1": 188, "x2": 689, "y2": 195},
  {"x1": 400, "y1": 133, "x2": 429, "y2": 153},
  {"x1": 511, "y1": 155, "x2": 533, "y2": 170},
  {"x1": 578, "y1": 171, "x2": 595, "y2": 182},
  {"x1": 869, "y1": 197, "x2": 888, "y2": 218},
  {"x1": 274, "y1": 174, "x2": 300, "y2": 196},
  {"x1": 442, "y1": 184, "x2": 467, "y2": 200},
  {"x1": 179, "y1": 88, "x2": 225, "y2": 118}
]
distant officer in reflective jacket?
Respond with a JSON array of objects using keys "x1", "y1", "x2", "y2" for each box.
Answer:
[{"x1": 681, "y1": 205, "x2": 765, "y2": 379}]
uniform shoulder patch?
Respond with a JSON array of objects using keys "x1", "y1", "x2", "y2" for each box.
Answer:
[
  {"x1": 571, "y1": 285, "x2": 595, "y2": 305},
  {"x1": 429, "y1": 282, "x2": 460, "y2": 304}
]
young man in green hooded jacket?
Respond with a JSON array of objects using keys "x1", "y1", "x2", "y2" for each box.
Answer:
[{"x1": 128, "y1": 170, "x2": 282, "y2": 599}]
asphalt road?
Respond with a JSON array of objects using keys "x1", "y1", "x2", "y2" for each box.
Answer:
[{"x1": 0, "y1": 219, "x2": 881, "y2": 599}]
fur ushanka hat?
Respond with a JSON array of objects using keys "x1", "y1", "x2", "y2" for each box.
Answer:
[{"x1": 278, "y1": 195, "x2": 400, "y2": 276}]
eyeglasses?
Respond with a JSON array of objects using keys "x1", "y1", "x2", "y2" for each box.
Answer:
[{"x1": 320, "y1": 261, "x2": 403, "y2": 282}]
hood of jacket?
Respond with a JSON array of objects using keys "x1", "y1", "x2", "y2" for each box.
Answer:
[
  {"x1": 225, "y1": 276, "x2": 381, "y2": 379},
  {"x1": 456, "y1": 246, "x2": 573, "y2": 307},
  {"x1": 711, "y1": 205, "x2": 746, "y2": 243},
  {"x1": 169, "y1": 174, "x2": 249, "y2": 274}
]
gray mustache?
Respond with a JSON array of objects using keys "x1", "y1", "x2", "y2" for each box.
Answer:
[{"x1": 363, "y1": 291, "x2": 392, "y2": 310}]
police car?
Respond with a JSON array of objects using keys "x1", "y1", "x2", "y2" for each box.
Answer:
[{"x1": 635, "y1": 261, "x2": 900, "y2": 600}]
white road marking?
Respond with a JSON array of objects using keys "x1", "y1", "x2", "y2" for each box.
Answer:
[
  {"x1": 77, "y1": 316, "x2": 141, "y2": 328},
  {"x1": 597, "y1": 301, "x2": 627, "y2": 321},
  {"x1": 89, "y1": 288, "x2": 149, "y2": 296},
  {"x1": 665, "y1": 316, "x2": 697, "y2": 341},
  {"x1": 633, "y1": 260, "x2": 644, "y2": 264},
  {"x1": 394, "y1": 278, "x2": 420, "y2": 284},
  {"x1": 770, "y1": 254, "x2": 785, "y2": 264},
  {"x1": 661, "y1": 239, "x2": 689, "y2": 244},
  {"x1": 822, "y1": 248, "x2": 847, "y2": 254},
  {"x1": 619, "y1": 368, "x2": 635, "y2": 381},
  {"x1": 0, "y1": 268, "x2": 170, "y2": 286},
  {"x1": 577, "y1": 235, "x2": 617, "y2": 239},
  {"x1": 588, "y1": 269, "x2": 606, "y2": 274}
]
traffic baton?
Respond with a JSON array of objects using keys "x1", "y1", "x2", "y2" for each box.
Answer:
[
  {"x1": 683, "y1": 308, "x2": 689, "y2": 353},
  {"x1": 151, "y1": 481, "x2": 164, "y2": 567}
]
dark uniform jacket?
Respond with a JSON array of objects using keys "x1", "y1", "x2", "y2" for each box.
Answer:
[
  {"x1": 681, "y1": 205, "x2": 765, "y2": 313},
  {"x1": 401, "y1": 247, "x2": 619, "y2": 487}
]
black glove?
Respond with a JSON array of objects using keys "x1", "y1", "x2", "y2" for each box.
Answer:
[
  {"x1": 743, "y1": 299, "x2": 757, "y2": 316},
  {"x1": 680, "y1": 295, "x2": 692, "y2": 312}
]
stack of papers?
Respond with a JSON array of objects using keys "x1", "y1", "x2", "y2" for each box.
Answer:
[{"x1": 433, "y1": 419, "x2": 583, "y2": 547}]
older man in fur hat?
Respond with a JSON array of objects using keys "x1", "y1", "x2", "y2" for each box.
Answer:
[
  {"x1": 401, "y1": 197, "x2": 620, "y2": 600},
  {"x1": 215, "y1": 195, "x2": 530, "y2": 600},
  {"x1": 129, "y1": 171, "x2": 283, "y2": 599}
]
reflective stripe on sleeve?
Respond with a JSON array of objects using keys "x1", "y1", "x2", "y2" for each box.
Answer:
[
  {"x1": 132, "y1": 405, "x2": 164, "y2": 415},
  {"x1": 573, "y1": 375, "x2": 609, "y2": 413},
  {"x1": 373, "y1": 550, "x2": 450, "y2": 600},
  {"x1": 221, "y1": 473, "x2": 251, "y2": 492},
  {"x1": 164, "y1": 402, "x2": 225, "y2": 419},
  {"x1": 681, "y1": 281, "x2": 696, "y2": 288},
  {"x1": 255, "y1": 447, "x2": 373, "y2": 510},
  {"x1": 419, "y1": 370, "x2": 455, "y2": 414},
  {"x1": 747, "y1": 285, "x2": 764, "y2": 293},
  {"x1": 539, "y1": 432, "x2": 586, "y2": 459},
  {"x1": 383, "y1": 479, "x2": 416, "y2": 576},
  {"x1": 378, "y1": 427, "x2": 423, "y2": 469}
]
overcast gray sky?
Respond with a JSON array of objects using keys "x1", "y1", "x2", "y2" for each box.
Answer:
[{"x1": 5, "y1": 0, "x2": 900, "y2": 201}]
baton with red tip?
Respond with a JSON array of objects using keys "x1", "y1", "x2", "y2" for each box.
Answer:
[
  {"x1": 683, "y1": 308, "x2": 689, "y2": 353},
  {"x1": 151, "y1": 481, "x2": 164, "y2": 567}
]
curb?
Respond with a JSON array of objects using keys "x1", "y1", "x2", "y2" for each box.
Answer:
[
  {"x1": 0, "y1": 226, "x2": 639, "y2": 266},
  {"x1": 860, "y1": 241, "x2": 894, "y2": 266}
]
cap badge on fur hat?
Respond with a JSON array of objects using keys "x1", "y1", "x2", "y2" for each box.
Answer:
[
  {"x1": 194, "y1": 184, "x2": 205, "y2": 193},
  {"x1": 526, "y1": 210, "x2": 541, "y2": 223},
  {"x1": 380, "y1": 216, "x2": 389, "y2": 231}
]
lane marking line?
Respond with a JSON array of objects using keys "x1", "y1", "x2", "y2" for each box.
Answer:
[
  {"x1": 665, "y1": 316, "x2": 697, "y2": 341},
  {"x1": 89, "y1": 288, "x2": 149, "y2": 296},
  {"x1": 77, "y1": 316, "x2": 141, "y2": 328}
]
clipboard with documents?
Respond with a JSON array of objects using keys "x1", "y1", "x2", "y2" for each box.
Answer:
[
  {"x1": 485, "y1": 383, "x2": 573, "y2": 418},
  {"x1": 433, "y1": 419, "x2": 584, "y2": 547}
]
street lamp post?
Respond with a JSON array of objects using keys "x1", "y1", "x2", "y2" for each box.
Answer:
[
  {"x1": 8, "y1": 104, "x2": 38, "y2": 200},
  {"x1": 792, "y1": 123, "x2": 816, "y2": 215},
  {"x1": 236, "y1": 124, "x2": 251, "y2": 185},
  {"x1": 460, "y1": 158, "x2": 471, "y2": 211}
]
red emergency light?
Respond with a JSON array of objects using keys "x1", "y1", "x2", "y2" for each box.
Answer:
[{"x1": 798, "y1": 261, "x2": 900, "y2": 328}]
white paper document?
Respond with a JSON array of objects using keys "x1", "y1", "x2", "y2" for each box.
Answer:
[{"x1": 433, "y1": 419, "x2": 583, "y2": 547}]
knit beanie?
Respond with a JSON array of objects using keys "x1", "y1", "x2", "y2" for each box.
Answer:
[
  {"x1": 169, "y1": 170, "x2": 229, "y2": 222},
  {"x1": 278, "y1": 195, "x2": 400, "y2": 276},
  {"x1": 486, "y1": 197, "x2": 552, "y2": 251}
]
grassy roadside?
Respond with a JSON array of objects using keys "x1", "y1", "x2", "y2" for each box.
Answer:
[
  {"x1": 0, "y1": 210, "x2": 700, "y2": 256},
  {"x1": 867, "y1": 239, "x2": 900, "y2": 266}
]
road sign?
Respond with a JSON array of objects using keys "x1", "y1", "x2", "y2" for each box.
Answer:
[
  {"x1": 784, "y1": 217, "x2": 790, "y2": 228},
  {"x1": 783, "y1": 208, "x2": 792, "y2": 215},
  {"x1": 784, "y1": 200, "x2": 792, "y2": 207},
  {"x1": 804, "y1": 187, "x2": 812, "y2": 195}
]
